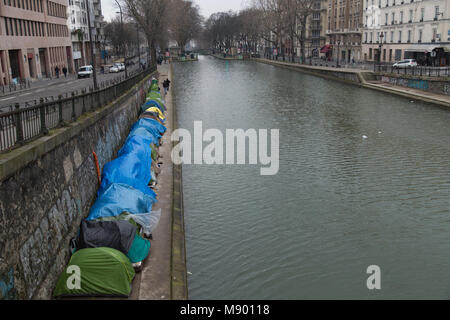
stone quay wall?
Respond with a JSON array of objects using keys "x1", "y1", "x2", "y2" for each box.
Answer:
[{"x1": 0, "y1": 71, "x2": 156, "y2": 299}]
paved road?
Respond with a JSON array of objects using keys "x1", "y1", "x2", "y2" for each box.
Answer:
[{"x1": 0, "y1": 65, "x2": 142, "y2": 110}]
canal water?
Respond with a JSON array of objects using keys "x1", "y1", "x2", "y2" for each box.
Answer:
[{"x1": 173, "y1": 56, "x2": 450, "y2": 299}]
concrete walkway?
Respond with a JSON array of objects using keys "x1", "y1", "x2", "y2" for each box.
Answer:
[
  {"x1": 129, "y1": 62, "x2": 188, "y2": 300},
  {"x1": 363, "y1": 81, "x2": 450, "y2": 108},
  {"x1": 254, "y1": 58, "x2": 450, "y2": 109}
]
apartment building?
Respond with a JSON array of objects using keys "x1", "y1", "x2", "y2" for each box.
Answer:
[
  {"x1": 326, "y1": 0, "x2": 364, "y2": 62},
  {"x1": 0, "y1": 0, "x2": 74, "y2": 85},
  {"x1": 306, "y1": 0, "x2": 328, "y2": 58},
  {"x1": 362, "y1": 0, "x2": 450, "y2": 66},
  {"x1": 67, "y1": 0, "x2": 105, "y2": 70}
]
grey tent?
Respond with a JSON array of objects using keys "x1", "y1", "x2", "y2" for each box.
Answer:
[
  {"x1": 76, "y1": 220, "x2": 151, "y2": 264},
  {"x1": 77, "y1": 220, "x2": 136, "y2": 255}
]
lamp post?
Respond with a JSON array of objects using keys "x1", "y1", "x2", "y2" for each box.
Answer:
[
  {"x1": 136, "y1": 22, "x2": 141, "y2": 70},
  {"x1": 379, "y1": 32, "x2": 384, "y2": 66},
  {"x1": 115, "y1": 0, "x2": 128, "y2": 78},
  {"x1": 85, "y1": 0, "x2": 98, "y2": 90},
  {"x1": 337, "y1": 39, "x2": 341, "y2": 68}
]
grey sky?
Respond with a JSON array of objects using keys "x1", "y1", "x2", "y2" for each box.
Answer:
[{"x1": 101, "y1": 0, "x2": 247, "y2": 22}]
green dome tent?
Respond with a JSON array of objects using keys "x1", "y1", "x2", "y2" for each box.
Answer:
[{"x1": 53, "y1": 247, "x2": 135, "y2": 298}]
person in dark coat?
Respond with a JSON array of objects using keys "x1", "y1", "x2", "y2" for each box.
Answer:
[
  {"x1": 62, "y1": 66, "x2": 68, "y2": 78},
  {"x1": 55, "y1": 66, "x2": 60, "y2": 79},
  {"x1": 163, "y1": 78, "x2": 171, "y2": 95}
]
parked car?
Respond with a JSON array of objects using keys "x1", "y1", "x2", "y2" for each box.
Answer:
[
  {"x1": 77, "y1": 65, "x2": 94, "y2": 78},
  {"x1": 114, "y1": 63, "x2": 125, "y2": 71},
  {"x1": 393, "y1": 59, "x2": 418, "y2": 69},
  {"x1": 109, "y1": 65, "x2": 120, "y2": 73}
]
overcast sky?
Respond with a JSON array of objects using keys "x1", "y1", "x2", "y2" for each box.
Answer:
[{"x1": 101, "y1": 0, "x2": 247, "y2": 22}]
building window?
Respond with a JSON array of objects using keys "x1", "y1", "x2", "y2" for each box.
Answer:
[
  {"x1": 434, "y1": 6, "x2": 439, "y2": 20},
  {"x1": 390, "y1": 31, "x2": 394, "y2": 43},
  {"x1": 409, "y1": 9, "x2": 413, "y2": 23},
  {"x1": 4, "y1": 18, "x2": 9, "y2": 36},
  {"x1": 400, "y1": 11, "x2": 403, "y2": 24},
  {"x1": 420, "y1": 8, "x2": 424, "y2": 21},
  {"x1": 407, "y1": 30, "x2": 411, "y2": 42},
  {"x1": 418, "y1": 29, "x2": 422, "y2": 43},
  {"x1": 398, "y1": 30, "x2": 402, "y2": 43}
]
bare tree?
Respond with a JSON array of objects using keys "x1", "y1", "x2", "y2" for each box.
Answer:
[
  {"x1": 170, "y1": 0, "x2": 203, "y2": 53},
  {"x1": 104, "y1": 18, "x2": 136, "y2": 59},
  {"x1": 238, "y1": 8, "x2": 264, "y2": 54},
  {"x1": 293, "y1": 0, "x2": 315, "y2": 64},
  {"x1": 253, "y1": 0, "x2": 285, "y2": 59},
  {"x1": 121, "y1": 0, "x2": 169, "y2": 65},
  {"x1": 204, "y1": 11, "x2": 241, "y2": 54}
]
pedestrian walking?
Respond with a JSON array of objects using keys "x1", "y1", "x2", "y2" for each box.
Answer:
[
  {"x1": 55, "y1": 66, "x2": 60, "y2": 79},
  {"x1": 163, "y1": 78, "x2": 171, "y2": 95},
  {"x1": 62, "y1": 66, "x2": 68, "y2": 78}
]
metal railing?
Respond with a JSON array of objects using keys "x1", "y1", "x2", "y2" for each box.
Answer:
[
  {"x1": 375, "y1": 65, "x2": 450, "y2": 77},
  {"x1": 0, "y1": 80, "x2": 32, "y2": 96},
  {"x1": 0, "y1": 65, "x2": 156, "y2": 152}
]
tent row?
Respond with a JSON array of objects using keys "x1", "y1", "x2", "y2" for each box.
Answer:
[{"x1": 54, "y1": 78, "x2": 168, "y2": 298}]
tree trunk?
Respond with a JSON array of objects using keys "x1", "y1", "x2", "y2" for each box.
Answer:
[{"x1": 150, "y1": 39, "x2": 157, "y2": 67}]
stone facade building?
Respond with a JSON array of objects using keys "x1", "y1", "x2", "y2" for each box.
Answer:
[
  {"x1": 67, "y1": 0, "x2": 105, "y2": 70},
  {"x1": 362, "y1": 0, "x2": 450, "y2": 66},
  {"x1": 306, "y1": 0, "x2": 328, "y2": 59},
  {"x1": 326, "y1": 0, "x2": 364, "y2": 62},
  {"x1": 0, "y1": 0, "x2": 74, "y2": 85}
]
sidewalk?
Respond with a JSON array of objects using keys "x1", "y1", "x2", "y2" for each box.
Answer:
[
  {"x1": 254, "y1": 58, "x2": 450, "y2": 108},
  {"x1": 363, "y1": 80, "x2": 450, "y2": 108},
  {"x1": 0, "y1": 74, "x2": 77, "y2": 98},
  {"x1": 129, "y1": 63, "x2": 188, "y2": 300}
]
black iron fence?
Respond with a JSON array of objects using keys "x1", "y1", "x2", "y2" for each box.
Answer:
[
  {"x1": 0, "y1": 80, "x2": 32, "y2": 96},
  {"x1": 375, "y1": 65, "x2": 450, "y2": 77},
  {"x1": 0, "y1": 65, "x2": 156, "y2": 152}
]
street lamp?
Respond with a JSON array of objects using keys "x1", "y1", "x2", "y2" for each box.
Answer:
[
  {"x1": 85, "y1": 0, "x2": 98, "y2": 90},
  {"x1": 375, "y1": 32, "x2": 384, "y2": 71},
  {"x1": 115, "y1": 0, "x2": 128, "y2": 78},
  {"x1": 379, "y1": 32, "x2": 384, "y2": 63},
  {"x1": 337, "y1": 39, "x2": 341, "y2": 68}
]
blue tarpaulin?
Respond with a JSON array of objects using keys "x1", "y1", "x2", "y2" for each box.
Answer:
[
  {"x1": 87, "y1": 183, "x2": 157, "y2": 221},
  {"x1": 99, "y1": 135, "x2": 156, "y2": 198},
  {"x1": 128, "y1": 118, "x2": 166, "y2": 143},
  {"x1": 141, "y1": 99, "x2": 166, "y2": 113}
]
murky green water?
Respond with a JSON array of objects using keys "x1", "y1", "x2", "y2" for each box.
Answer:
[{"x1": 173, "y1": 56, "x2": 450, "y2": 300}]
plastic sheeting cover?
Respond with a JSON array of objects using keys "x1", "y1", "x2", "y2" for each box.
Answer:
[
  {"x1": 87, "y1": 183, "x2": 157, "y2": 221},
  {"x1": 128, "y1": 118, "x2": 166, "y2": 142},
  {"x1": 99, "y1": 135, "x2": 155, "y2": 197},
  {"x1": 96, "y1": 209, "x2": 162, "y2": 236},
  {"x1": 141, "y1": 99, "x2": 166, "y2": 113}
]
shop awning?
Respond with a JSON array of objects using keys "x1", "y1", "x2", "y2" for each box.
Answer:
[
  {"x1": 320, "y1": 45, "x2": 332, "y2": 53},
  {"x1": 404, "y1": 45, "x2": 436, "y2": 53}
]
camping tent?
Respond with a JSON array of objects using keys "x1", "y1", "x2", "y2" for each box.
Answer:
[
  {"x1": 53, "y1": 247, "x2": 135, "y2": 298},
  {"x1": 87, "y1": 183, "x2": 157, "y2": 221},
  {"x1": 77, "y1": 220, "x2": 151, "y2": 264},
  {"x1": 98, "y1": 135, "x2": 155, "y2": 197}
]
